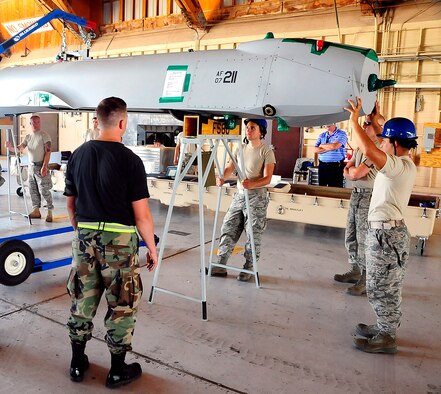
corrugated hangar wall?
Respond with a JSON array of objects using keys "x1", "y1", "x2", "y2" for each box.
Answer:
[{"x1": 1, "y1": 2, "x2": 440, "y2": 190}]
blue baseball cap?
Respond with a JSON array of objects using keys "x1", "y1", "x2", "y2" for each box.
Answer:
[
  {"x1": 244, "y1": 118, "x2": 267, "y2": 138},
  {"x1": 244, "y1": 118, "x2": 267, "y2": 130}
]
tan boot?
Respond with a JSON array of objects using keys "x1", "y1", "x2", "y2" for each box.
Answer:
[
  {"x1": 334, "y1": 265, "x2": 361, "y2": 283},
  {"x1": 210, "y1": 263, "x2": 227, "y2": 277},
  {"x1": 355, "y1": 323, "x2": 380, "y2": 339},
  {"x1": 46, "y1": 210, "x2": 53, "y2": 223},
  {"x1": 237, "y1": 261, "x2": 254, "y2": 282},
  {"x1": 29, "y1": 208, "x2": 41, "y2": 219},
  {"x1": 354, "y1": 332, "x2": 397, "y2": 354},
  {"x1": 347, "y1": 270, "x2": 366, "y2": 296}
]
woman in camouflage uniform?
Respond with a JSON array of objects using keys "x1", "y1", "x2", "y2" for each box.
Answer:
[
  {"x1": 345, "y1": 98, "x2": 417, "y2": 354},
  {"x1": 211, "y1": 118, "x2": 276, "y2": 282}
]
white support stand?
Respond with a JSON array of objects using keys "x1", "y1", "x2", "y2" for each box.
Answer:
[
  {"x1": 5, "y1": 116, "x2": 32, "y2": 224},
  {"x1": 148, "y1": 134, "x2": 259, "y2": 321}
]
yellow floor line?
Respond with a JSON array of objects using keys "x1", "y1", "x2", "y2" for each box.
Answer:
[
  {"x1": 53, "y1": 215, "x2": 69, "y2": 220},
  {"x1": 214, "y1": 246, "x2": 244, "y2": 255}
]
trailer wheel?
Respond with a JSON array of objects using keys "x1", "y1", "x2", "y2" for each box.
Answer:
[
  {"x1": 16, "y1": 187, "x2": 24, "y2": 197},
  {"x1": 0, "y1": 240, "x2": 34, "y2": 286},
  {"x1": 263, "y1": 104, "x2": 276, "y2": 117}
]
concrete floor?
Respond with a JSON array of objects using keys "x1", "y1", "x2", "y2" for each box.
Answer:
[{"x1": 1, "y1": 170, "x2": 441, "y2": 394}]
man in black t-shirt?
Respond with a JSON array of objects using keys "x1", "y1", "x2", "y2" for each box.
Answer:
[{"x1": 64, "y1": 97, "x2": 158, "y2": 388}]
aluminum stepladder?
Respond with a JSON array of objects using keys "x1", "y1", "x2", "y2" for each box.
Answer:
[
  {"x1": 4, "y1": 115, "x2": 32, "y2": 224},
  {"x1": 148, "y1": 134, "x2": 259, "y2": 321}
]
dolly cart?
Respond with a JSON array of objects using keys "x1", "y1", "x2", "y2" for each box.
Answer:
[{"x1": 0, "y1": 227, "x2": 73, "y2": 286}]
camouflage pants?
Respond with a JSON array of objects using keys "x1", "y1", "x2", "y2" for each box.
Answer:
[
  {"x1": 365, "y1": 225, "x2": 410, "y2": 336},
  {"x1": 183, "y1": 153, "x2": 196, "y2": 175},
  {"x1": 217, "y1": 189, "x2": 269, "y2": 265},
  {"x1": 66, "y1": 228, "x2": 143, "y2": 354},
  {"x1": 0, "y1": 163, "x2": 5, "y2": 187},
  {"x1": 28, "y1": 164, "x2": 53, "y2": 210},
  {"x1": 345, "y1": 190, "x2": 371, "y2": 270}
]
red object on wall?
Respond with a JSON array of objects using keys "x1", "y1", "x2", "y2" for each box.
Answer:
[{"x1": 346, "y1": 142, "x2": 354, "y2": 161}]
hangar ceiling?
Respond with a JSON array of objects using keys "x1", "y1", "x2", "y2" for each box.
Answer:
[{"x1": 0, "y1": 0, "x2": 412, "y2": 36}]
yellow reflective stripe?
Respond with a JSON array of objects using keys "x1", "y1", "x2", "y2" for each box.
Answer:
[
  {"x1": 77, "y1": 223, "x2": 98, "y2": 230},
  {"x1": 102, "y1": 227, "x2": 136, "y2": 233},
  {"x1": 77, "y1": 222, "x2": 136, "y2": 233}
]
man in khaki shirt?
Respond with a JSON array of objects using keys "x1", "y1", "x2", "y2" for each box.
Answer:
[
  {"x1": 83, "y1": 116, "x2": 100, "y2": 142},
  {"x1": 5, "y1": 115, "x2": 54, "y2": 222}
]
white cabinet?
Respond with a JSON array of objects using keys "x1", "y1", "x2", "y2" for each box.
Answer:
[{"x1": 128, "y1": 146, "x2": 175, "y2": 173}]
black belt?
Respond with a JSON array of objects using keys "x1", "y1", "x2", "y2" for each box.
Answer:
[
  {"x1": 319, "y1": 161, "x2": 343, "y2": 166},
  {"x1": 353, "y1": 187, "x2": 372, "y2": 193}
]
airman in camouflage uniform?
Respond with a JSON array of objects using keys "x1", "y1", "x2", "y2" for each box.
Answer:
[
  {"x1": 211, "y1": 119, "x2": 276, "y2": 282},
  {"x1": 346, "y1": 99, "x2": 417, "y2": 354},
  {"x1": 5, "y1": 114, "x2": 54, "y2": 222},
  {"x1": 64, "y1": 97, "x2": 157, "y2": 387},
  {"x1": 334, "y1": 115, "x2": 382, "y2": 296}
]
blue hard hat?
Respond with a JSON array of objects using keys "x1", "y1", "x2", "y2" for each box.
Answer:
[
  {"x1": 244, "y1": 118, "x2": 268, "y2": 130},
  {"x1": 377, "y1": 117, "x2": 417, "y2": 139}
]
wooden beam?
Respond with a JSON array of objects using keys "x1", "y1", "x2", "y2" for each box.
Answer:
[
  {"x1": 100, "y1": 13, "x2": 187, "y2": 33},
  {"x1": 36, "y1": 0, "x2": 76, "y2": 14},
  {"x1": 119, "y1": 0, "x2": 124, "y2": 22},
  {"x1": 419, "y1": 123, "x2": 441, "y2": 168},
  {"x1": 142, "y1": 0, "x2": 147, "y2": 18},
  {"x1": 54, "y1": 0, "x2": 76, "y2": 13},
  {"x1": 0, "y1": 117, "x2": 13, "y2": 125},
  {"x1": 420, "y1": 150, "x2": 441, "y2": 168},
  {"x1": 33, "y1": 0, "x2": 95, "y2": 45},
  {"x1": 175, "y1": 0, "x2": 208, "y2": 30}
]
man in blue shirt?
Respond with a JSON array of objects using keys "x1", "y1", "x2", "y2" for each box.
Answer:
[{"x1": 314, "y1": 124, "x2": 348, "y2": 187}]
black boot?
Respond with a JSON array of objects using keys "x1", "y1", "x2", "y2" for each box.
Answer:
[
  {"x1": 106, "y1": 352, "x2": 142, "y2": 388},
  {"x1": 70, "y1": 342, "x2": 89, "y2": 382}
]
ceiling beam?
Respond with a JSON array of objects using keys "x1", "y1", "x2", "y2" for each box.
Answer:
[
  {"x1": 35, "y1": 0, "x2": 76, "y2": 14},
  {"x1": 33, "y1": 0, "x2": 93, "y2": 41},
  {"x1": 175, "y1": 0, "x2": 208, "y2": 31}
]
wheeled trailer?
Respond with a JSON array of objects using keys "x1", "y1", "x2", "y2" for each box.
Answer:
[{"x1": 0, "y1": 226, "x2": 73, "y2": 286}]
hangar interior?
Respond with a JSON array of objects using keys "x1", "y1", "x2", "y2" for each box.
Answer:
[{"x1": 1, "y1": 1, "x2": 441, "y2": 393}]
